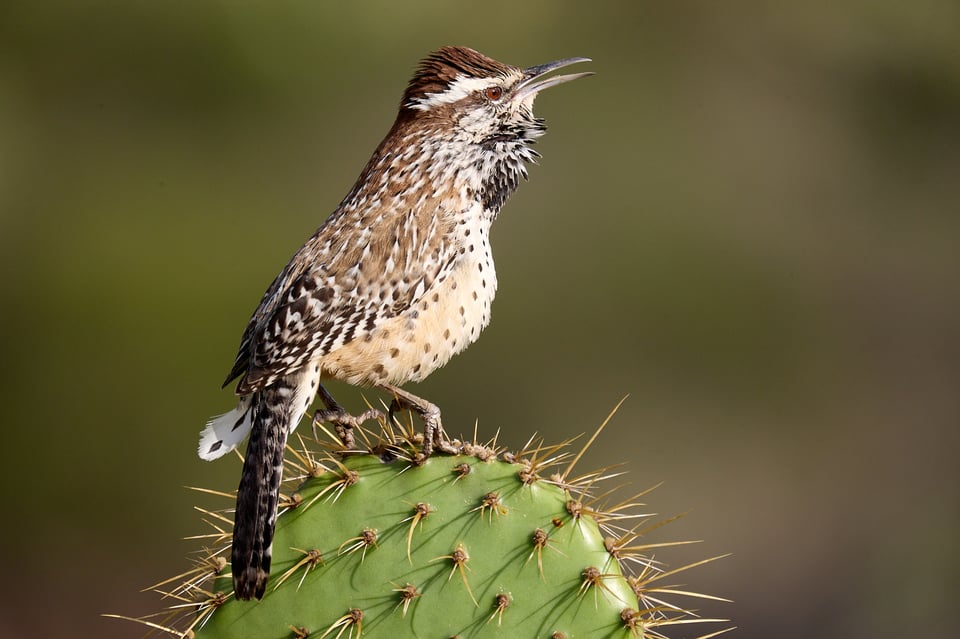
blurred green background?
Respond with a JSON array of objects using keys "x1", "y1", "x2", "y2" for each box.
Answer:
[{"x1": 2, "y1": 1, "x2": 958, "y2": 637}]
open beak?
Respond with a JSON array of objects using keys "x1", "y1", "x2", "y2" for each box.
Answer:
[{"x1": 514, "y1": 56, "x2": 593, "y2": 102}]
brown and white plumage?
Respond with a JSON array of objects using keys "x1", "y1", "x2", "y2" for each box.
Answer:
[{"x1": 198, "y1": 46, "x2": 591, "y2": 600}]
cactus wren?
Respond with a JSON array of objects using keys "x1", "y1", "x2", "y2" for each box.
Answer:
[{"x1": 197, "y1": 46, "x2": 591, "y2": 600}]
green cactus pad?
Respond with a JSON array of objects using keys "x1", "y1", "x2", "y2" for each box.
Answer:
[
  {"x1": 198, "y1": 452, "x2": 634, "y2": 639},
  {"x1": 119, "y1": 421, "x2": 728, "y2": 639}
]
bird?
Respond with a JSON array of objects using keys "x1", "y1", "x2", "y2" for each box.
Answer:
[{"x1": 197, "y1": 46, "x2": 592, "y2": 601}]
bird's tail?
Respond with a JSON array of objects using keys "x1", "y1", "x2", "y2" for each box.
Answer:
[
  {"x1": 199, "y1": 395, "x2": 255, "y2": 461},
  {"x1": 230, "y1": 369, "x2": 318, "y2": 600}
]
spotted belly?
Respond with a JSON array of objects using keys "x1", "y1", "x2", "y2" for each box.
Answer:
[{"x1": 318, "y1": 246, "x2": 497, "y2": 387}]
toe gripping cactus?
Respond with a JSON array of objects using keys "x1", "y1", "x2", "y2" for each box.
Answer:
[{"x1": 124, "y1": 415, "x2": 729, "y2": 639}]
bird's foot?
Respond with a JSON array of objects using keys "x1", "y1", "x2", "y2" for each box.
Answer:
[
  {"x1": 312, "y1": 407, "x2": 384, "y2": 449},
  {"x1": 381, "y1": 384, "x2": 459, "y2": 458},
  {"x1": 313, "y1": 384, "x2": 383, "y2": 449}
]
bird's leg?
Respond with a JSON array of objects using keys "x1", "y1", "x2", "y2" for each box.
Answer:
[
  {"x1": 312, "y1": 383, "x2": 383, "y2": 449},
  {"x1": 379, "y1": 383, "x2": 459, "y2": 457}
]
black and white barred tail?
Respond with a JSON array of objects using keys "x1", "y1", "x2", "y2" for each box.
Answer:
[
  {"x1": 200, "y1": 368, "x2": 319, "y2": 600},
  {"x1": 231, "y1": 388, "x2": 286, "y2": 600}
]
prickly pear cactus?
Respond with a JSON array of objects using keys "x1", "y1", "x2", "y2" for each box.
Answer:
[{"x1": 123, "y1": 419, "x2": 727, "y2": 639}]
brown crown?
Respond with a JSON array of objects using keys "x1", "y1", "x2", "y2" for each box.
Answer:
[{"x1": 402, "y1": 46, "x2": 514, "y2": 107}]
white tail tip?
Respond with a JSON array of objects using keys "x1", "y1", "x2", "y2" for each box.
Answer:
[{"x1": 199, "y1": 396, "x2": 254, "y2": 461}]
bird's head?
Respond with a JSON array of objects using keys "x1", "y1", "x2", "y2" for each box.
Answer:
[{"x1": 399, "y1": 46, "x2": 592, "y2": 146}]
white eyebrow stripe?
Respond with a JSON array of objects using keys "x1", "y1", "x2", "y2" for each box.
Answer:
[{"x1": 409, "y1": 76, "x2": 499, "y2": 110}]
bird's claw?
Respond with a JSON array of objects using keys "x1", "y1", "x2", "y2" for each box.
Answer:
[{"x1": 312, "y1": 407, "x2": 384, "y2": 449}]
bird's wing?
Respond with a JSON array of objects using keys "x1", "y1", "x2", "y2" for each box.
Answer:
[{"x1": 227, "y1": 207, "x2": 458, "y2": 394}]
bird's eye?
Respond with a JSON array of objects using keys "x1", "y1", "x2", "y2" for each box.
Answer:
[{"x1": 484, "y1": 86, "x2": 504, "y2": 101}]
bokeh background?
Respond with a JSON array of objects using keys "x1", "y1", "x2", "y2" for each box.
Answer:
[{"x1": 2, "y1": 1, "x2": 958, "y2": 637}]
